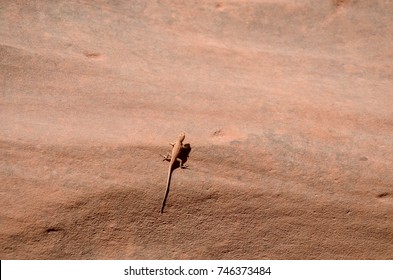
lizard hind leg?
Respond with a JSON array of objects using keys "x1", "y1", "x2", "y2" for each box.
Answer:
[
  {"x1": 177, "y1": 158, "x2": 188, "y2": 169},
  {"x1": 161, "y1": 153, "x2": 171, "y2": 161}
]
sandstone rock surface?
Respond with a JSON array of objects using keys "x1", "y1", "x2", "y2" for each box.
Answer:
[{"x1": 1, "y1": 0, "x2": 392, "y2": 259}]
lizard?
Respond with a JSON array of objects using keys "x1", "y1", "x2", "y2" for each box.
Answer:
[{"x1": 160, "y1": 132, "x2": 187, "y2": 213}]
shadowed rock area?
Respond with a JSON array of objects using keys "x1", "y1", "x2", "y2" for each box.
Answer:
[{"x1": 1, "y1": 0, "x2": 392, "y2": 259}]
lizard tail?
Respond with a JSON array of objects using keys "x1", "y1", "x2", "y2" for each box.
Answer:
[{"x1": 160, "y1": 167, "x2": 172, "y2": 213}]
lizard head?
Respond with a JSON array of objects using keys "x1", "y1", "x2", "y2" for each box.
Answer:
[{"x1": 178, "y1": 132, "x2": 186, "y2": 141}]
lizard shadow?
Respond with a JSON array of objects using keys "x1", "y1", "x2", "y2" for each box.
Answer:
[
  {"x1": 163, "y1": 143, "x2": 192, "y2": 170},
  {"x1": 179, "y1": 143, "x2": 192, "y2": 168}
]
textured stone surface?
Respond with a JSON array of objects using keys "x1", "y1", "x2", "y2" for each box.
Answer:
[{"x1": 0, "y1": 0, "x2": 392, "y2": 259}]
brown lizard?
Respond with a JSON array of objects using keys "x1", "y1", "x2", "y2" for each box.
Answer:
[{"x1": 160, "y1": 132, "x2": 187, "y2": 213}]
